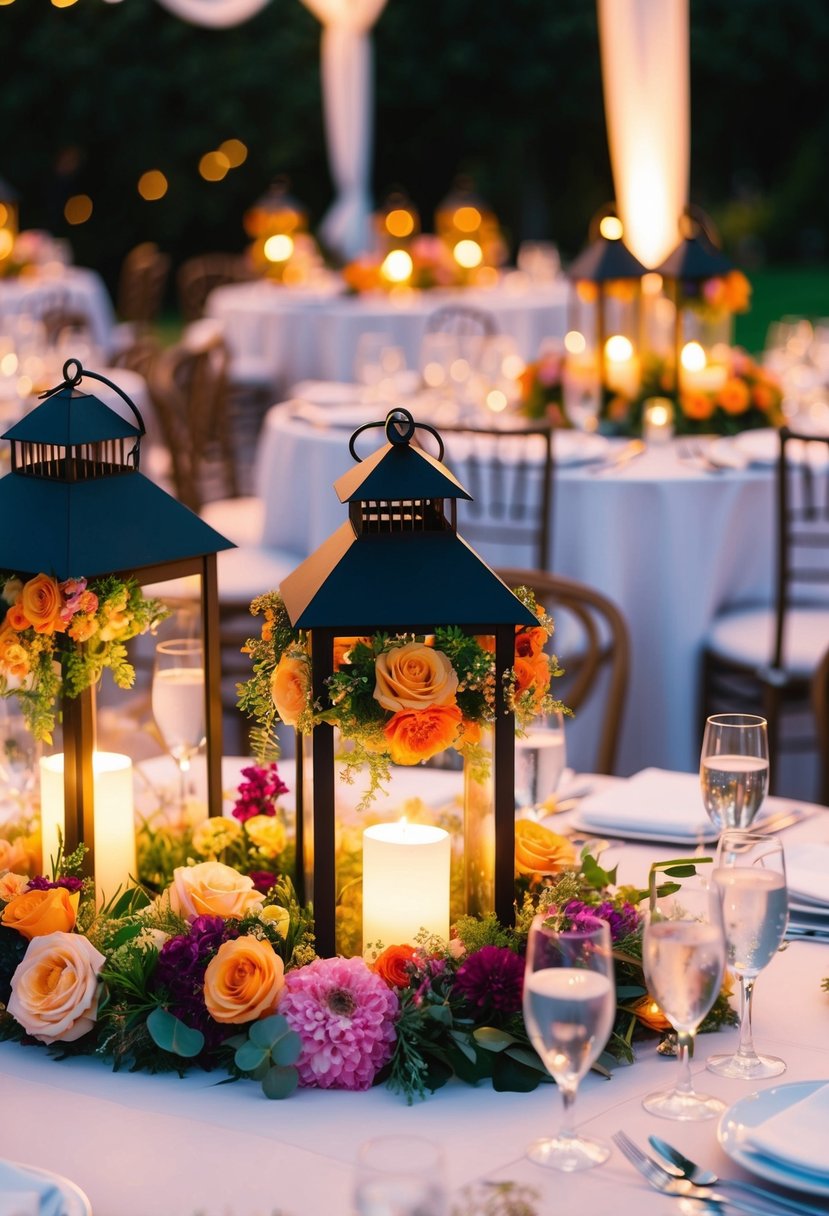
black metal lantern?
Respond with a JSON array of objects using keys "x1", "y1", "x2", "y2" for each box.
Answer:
[
  {"x1": 0, "y1": 360, "x2": 234, "y2": 879},
  {"x1": 279, "y1": 408, "x2": 537, "y2": 958}
]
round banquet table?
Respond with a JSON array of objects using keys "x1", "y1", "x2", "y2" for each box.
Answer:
[
  {"x1": 0, "y1": 782, "x2": 826, "y2": 1216},
  {"x1": 0, "y1": 265, "x2": 115, "y2": 353},
  {"x1": 206, "y1": 276, "x2": 569, "y2": 390},
  {"x1": 252, "y1": 401, "x2": 777, "y2": 783}
]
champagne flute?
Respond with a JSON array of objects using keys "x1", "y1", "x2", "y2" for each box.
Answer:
[
  {"x1": 700, "y1": 713, "x2": 769, "y2": 832},
  {"x1": 353, "y1": 1135, "x2": 447, "y2": 1216},
  {"x1": 152, "y1": 639, "x2": 206, "y2": 807},
  {"x1": 523, "y1": 914, "x2": 615, "y2": 1171},
  {"x1": 707, "y1": 830, "x2": 788, "y2": 1080},
  {"x1": 641, "y1": 869, "x2": 726, "y2": 1120},
  {"x1": 515, "y1": 710, "x2": 566, "y2": 817}
]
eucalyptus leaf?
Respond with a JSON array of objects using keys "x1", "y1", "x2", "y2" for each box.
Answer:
[
  {"x1": 262, "y1": 1064, "x2": 299, "y2": 1100},
  {"x1": 448, "y1": 1029, "x2": 477, "y2": 1064},
  {"x1": 146, "y1": 1008, "x2": 204, "y2": 1058},
  {"x1": 491, "y1": 1051, "x2": 544, "y2": 1092},
  {"x1": 504, "y1": 1045, "x2": 548, "y2": 1074},
  {"x1": 472, "y1": 1026, "x2": 516, "y2": 1052},
  {"x1": 271, "y1": 1028, "x2": 302, "y2": 1066},
  {"x1": 249, "y1": 1014, "x2": 290, "y2": 1050},
  {"x1": 234, "y1": 1041, "x2": 270, "y2": 1073}
]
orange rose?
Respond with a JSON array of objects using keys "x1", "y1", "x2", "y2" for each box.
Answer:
[
  {"x1": 474, "y1": 634, "x2": 495, "y2": 654},
  {"x1": 514, "y1": 625, "x2": 547, "y2": 659},
  {"x1": 631, "y1": 994, "x2": 672, "y2": 1033},
  {"x1": 514, "y1": 820, "x2": 577, "y2": 877},
  {"x1": 5, "y1": 603, "x2": 30, "y2": 632},
  {"x1": 333, "y1": 636, "x2": 369, "y2": 671},
  {"x1": 20, "y1": 574, "x2": 65, "y2": 635},
  {"x1": 717, "y1": 377, "x2": 751, "y2": 415},
  {"x1": 0, "y1": 628, "x2": 30, "y2": 679},
  {"x1": 679, "y1": 390, "x2": 715, "y2": 421},
  {"x1": 374, "y1": 642, "x2": 458, "y2": 712},
  {"x1": 513, "y1": 653, "x2": 551, "y2": 711},
  {"x1": 383, "y1": 704, "x2": 463, "y2": 765},
  {"x1": 374, "y1": 943, "x2": 417, "y2": 988},
  {"x1": 203, "y1": 934, "x2": 284, "y2": 1024},
  {"x1": 722, "y1": 269, "x2": 752, "y2": 313},
  {"x1": 168, "y1": 861, "x2": 263, "y2": 920},
  {"x1": 270, "y1": 652, "x2": 310, "y2": 727},
  {"x1": 1, "y1": 887, "x2": 79, "y2": 940},
  {"x1": 7, "y1": 931, "x2": 105, "y2": 1043}
]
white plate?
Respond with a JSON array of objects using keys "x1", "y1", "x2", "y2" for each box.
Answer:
[
  {"x1": 732, "y1": 428, "x2": 829, "y2": 467},
  {"x1": 554, "y1": 431, "x2": 610, "y2": 466},
  {"x1": 718, "y1": 1081, "x2": 829, "y2": 1196},
  {"x1": 4, "y1": 1162, "x2": 92, "y2": 1216},
  {"x1": 566, "y1": 812, "x2": 718, "y2": 845}
]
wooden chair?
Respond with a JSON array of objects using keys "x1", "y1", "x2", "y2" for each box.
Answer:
[
  {"x1": 812, "y1": 643, "x2": 829, "y2": 806},
  {"x1": 176, "y1": 253, "x2": 252, "y2": 323},
  {"x1": 702, "y1": 428, "x2": 829, "y2": 790},
  {"x1": 436, "y1": 423, "x2": 555, "y2": 570},
  {"x1": 495, "y1": 567, "x2": 630, "y2": 774},
  {"x1": 116, "y1": 243, "x2": 170, "y2": 326}
]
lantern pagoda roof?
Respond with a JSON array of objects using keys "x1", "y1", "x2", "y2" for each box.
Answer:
[
  {"x1": 567, "y1": 236, "x2": 647, "y2": 282},
  {"x1": 334, "y1": 435, "x2": 471, "y2": 505},
  {"x1": 4, "y1": 386, "x2": 140, "y2": 445},
  {"x1": 655, "y1": 234, "x2": 733, "y2": 281}
]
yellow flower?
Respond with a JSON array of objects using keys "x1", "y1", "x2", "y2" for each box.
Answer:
[
  {"x1": 244, "y1": 814, "x2": 286, "y2": 859},
  {"x1": 514, "y1": 820, "x2": 577, "y2": 877},
  {"x1": 192, "y1": 816, "x2": 243, "y2": 858},
  {"x1": 259, "y1": 905, "x2": 290, "y2": 937}
]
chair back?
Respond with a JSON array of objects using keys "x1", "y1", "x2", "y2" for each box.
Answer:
[
  {"x1": 116, "y1": 243, "x2": 170, "y2": 325},
  {"x1": 436, "y1": 423, "x2": 554, "y2": 570},
  {"x1": 495, "y1": 567, "x2": 630, "y2": 774},
  {"x1": 425, "y1": 305, "x2": 497, "y2": 339},
  {"x1": 774, "y1": 428, "x2": 829, "y2": 668},
  {"x1": 177, "y1": 253, "x2": 252, "y2": 323},
  {"x1": 812, "y1": 643, "x2": 829, "y2": 806}
]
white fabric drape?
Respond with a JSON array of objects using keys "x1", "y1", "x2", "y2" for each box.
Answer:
[
  {"x1": 300, "y1": 0, "x2": 387, "y2": 260},
  {"x1": 154, "y1": 0, "x2": 271, "y2": 27},
  {"x1": 597, "y1": 0, "x2": 689, "y2": 268}
]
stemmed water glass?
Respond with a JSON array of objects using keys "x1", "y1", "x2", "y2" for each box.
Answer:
[
  {"x1": 700, "y1": 713, "x2": 769, "y2": 832},
  {"x1": 641, "y1": 868, "x2": 726, "y2": 1120},
  {"x1": 707, "y1": 830, "x2": 788, "y2": 1080},
  {"x1": 151, "y1": 638, "x2": 206, "y2": 808},
  {"x1": 523, "y1": 914, "x2": 615, "y2": 1171},
  {"x1": 515, "y1": 710, "x2": 566, "y2": 817}
]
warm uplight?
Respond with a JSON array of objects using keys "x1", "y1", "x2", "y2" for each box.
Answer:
[
  {"x1": 641, "y1": 272, "x2": 663, "y2": 295},
  {"x1": 219, "y1": 138, "x2": 248, "y2": 168},
  {"x1": 564, "y1": 330, "x2": 587, "y2": 355},
  {"x1": 0, "y1": 207, "x2": 8, "y2": 226},
  {"x1": 199, "y1": 151, "x2": 230, "y2": 182},
  {"x1": 453, "y1": 239, "x2": 483, "y2": 269},
  {"x1": 680, "y1": 341, "x2": 706, "y2": 372},
  {"x1": 599, "y1": 215, "x2": 624, "y2": 240},
  {"x1": 0, "y1": 231, "x2": 13, "y2": 259},
  {"x1": 454, "y1": 205, "x2": 481, "y2": 232},
  {"x1": 263, "y1": 233, "x2": 295, "y2": 263},
  {"x1": 64, "y1": 194, "x2": 93, "y2": 225},
  {"x1": 486, "y1": 389, "x2": 508, "y2": 412},
  {"x1": 0, "y1": 1, "x2": 17, "y2": 7},
  {"x1": 137, "y1": 170, "x2": 168, "y2": 201},
  {"x1": 380, "y1": 249, "x2": 413, "y2": 283},
  {"x1": 385, "y1": 208, "x2": 415, "y2": 239},
  {"x1": 605, "y1": 334, "x2": 634, "y2": 363},
  {"x1": 52, "y1": 0, "x2": 79, "y2": 7}
]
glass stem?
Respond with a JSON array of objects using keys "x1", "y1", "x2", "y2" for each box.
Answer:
[
  {"x1": 735, "y1": 975, "x2": 758, "y2": 1062},
  {"x1": 178, "y1": 753, "x2": 191, "y2": 808},
  {"x1": 675, "y1": 1031, "x2": 694, "y2": 1095},
  {"x1": 558, "y1": 1081, "x2": 578, "y2": 1141}
]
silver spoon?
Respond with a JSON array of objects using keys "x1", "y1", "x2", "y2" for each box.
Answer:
[{"x1": 648, "y1": 1136, "x2": 829, "y2": 1216}]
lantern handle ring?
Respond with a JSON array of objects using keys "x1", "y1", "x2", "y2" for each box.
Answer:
[
  {"x1": 40, "y1": 360, "x2": 146, "y2": 470},
  {"x1": 348, "y1": 407, "x2": 444, "y2": 463}
]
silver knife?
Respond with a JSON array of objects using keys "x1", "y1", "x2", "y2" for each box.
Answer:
[{"x1": 589, "y1": 439, "x2": 646, "y2": 475}]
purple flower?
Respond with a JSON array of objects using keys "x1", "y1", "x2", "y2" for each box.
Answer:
[
  {"x1": 453, "y1": 945, "x2": 524, "y2": 1015},
  {"x1": 154, "y1": 920, "x2": 239, "y2": 1053},
  {"x1": 280, "y1": 956, "x2": 398, "y2": 1090},
  {"x1": 26, "y1": 875, "x2": 84, "y2": 894},
  {"x1": 189, "y1": 915, "x2": 229, "y2": 951},
  {"x1": 232, "y1": 763, "x2": 289, "y2": 823},
  {"x1": 563, "y1": 898, "x2": 640, "y2": 942}
]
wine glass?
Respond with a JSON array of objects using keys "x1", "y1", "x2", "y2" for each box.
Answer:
[
  {"x1": 707, "y1": 830, "x2": 788, "y2": 1080},
  {"x1": 515, "y1": 710, "x2": 566, "y2": 817},
  {"x1": 0, "y1": 699, "x2": 39, "y2": 816},
  {"x1": 641, "y1": 869, "x2": 726, "y2": 1120},
  {"x1": 700, "y1": 713, "x2": 769, "y2": 832},
  {"x1": 523, "y1": 914, "x2": 615, "y2": 1171},
  {"x1": 151, "y1": 639, "x2": 206, "y2": 807},
  {"x1": 353, "y1": 1135, "x2": 447, "y2": 1216}
]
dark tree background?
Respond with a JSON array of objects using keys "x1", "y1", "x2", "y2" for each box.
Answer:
[{"x1": 1, "y1": 0, "x2": 827, "y2": 296}]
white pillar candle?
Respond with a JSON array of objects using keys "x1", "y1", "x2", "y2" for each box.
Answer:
[
  {"x1": 362, "y1": 821, "x2": 450, "y2": 953},
  {"x1": 40, "y1": 752, "x2": 135, "y2": 904},
  {"x1": 642, "y1": 397, "x2": 675, "y2": 445}
]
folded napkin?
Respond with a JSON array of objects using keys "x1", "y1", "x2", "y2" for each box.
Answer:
[
  {"x1": 0, "y1": 1161, "x2": 65, "y2": 1216},
  {"x1": 577, "y1": 768, "x2": 715, "y2": 839},
  {"x1": 744, "y1": 1082, "x2": 829, "y2": 1176},
  {"x1": 784, "y1": 843, "x2": 829, "y2": 907}
]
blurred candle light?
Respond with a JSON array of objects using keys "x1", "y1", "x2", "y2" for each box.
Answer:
[
  {"x1": 680, "y1": 340, "x2": 727, "y2": 392},
  {"x1": 453, "y1": 239, "x2": 483, "y2": 269},
  {"x1": 643, "y1": 396, "x2": 674, "y2": 444},
  {"x1": 264, "y1": 233, "x2": 295, "y2": 264},
  {"x1": 604, "y1": 333, "x2": 640, "y2": 396},
  {"x1": 380, "y1": 249, "x2": 413, "y2": 285},
  {"x1": 362, "y1": 820, "x2": 450, "y2": 952}
]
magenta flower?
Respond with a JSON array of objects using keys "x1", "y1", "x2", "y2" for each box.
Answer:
[
  {"x1": 453, "y1": 945, "x2": 524, "y2": 1015},
  {"x1": 232, "y1": 763, "x2": 289, "y2": 823},
  {"x1": 279, "y1": 956, "x2": 398, "y2": 1090}
]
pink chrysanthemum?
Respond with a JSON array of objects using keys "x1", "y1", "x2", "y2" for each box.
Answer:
[{"x1": 280, "y1": 956, "x2": 398, "y2": 1090}]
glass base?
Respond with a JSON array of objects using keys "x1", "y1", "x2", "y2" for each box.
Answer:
[
  {"x1": 706, "y1": 1050, "x2": 786, "y2": 1080},
  {"x1": 642, "y1": 1086, "x2": 726, "y2": 1121},
  {"x1": 527, "y1": 1134, "x2": 610, "y2": 1172}
]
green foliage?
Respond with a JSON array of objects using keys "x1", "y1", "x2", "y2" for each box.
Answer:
[
  {"x1": 229, "y1": 1013, "x2": 301, "y2": 1100},
  {"x1": 147, "y1": 1008, "x2": 205, "y2": 1058}
]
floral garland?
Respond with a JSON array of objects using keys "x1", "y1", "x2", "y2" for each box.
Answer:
[
  {"x1": 0, "y1": 793, "x2": 736, "y2": 1102},
  {"x1": 0, "y1": 572, "x2": 169, "y2": 742},
  {"x1": 238, "y1": 587, "x2": 566, "y2": 810},
  {"x1": 342, "y1": 232, "x2": 506, "y2": 294}
]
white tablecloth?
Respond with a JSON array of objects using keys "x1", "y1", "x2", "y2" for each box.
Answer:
[
  {"x1": 0, "y1": 266, "x2": 115, "y2": 353},
  {"x1": 252, "y1": 403, "x2": 775, "y2": 782},
  {"x1": 206, "y1": 278, "x2": 569, "y2": 389},
  {"x1": 1, "y1": 801, "x2": 827, "y2": 1216}
]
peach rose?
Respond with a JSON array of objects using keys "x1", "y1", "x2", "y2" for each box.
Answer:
[
  {"x1": 20, "y1": 574, "x2": 65, "y2": 635},
  {"x1": 374, "y1": 642, "x2": 458, "y2": 712},
  {"x1": 270, "y1": 653, "x2": 310, "y2": 727},
  {"x1": 514, "y1": 820, "x2": 577, "y2": 877},
  {"x1": 7, "y1": 931, "x2": 105, "y2": 1043},
  {"x1": 383, "y1": 704, "x2": 463, "y2": 765},
  {"x1": 244, "y1": 814, "x2": 286, "y2": 858},
  {"x1": 203, "y1": 934, "x2": 284, "y2": 1024},
  {"x1": 513, "y1": 653, "x2": 551, "y2": 711},
  {"x1": 1, "y1": 887, "x2": 79, "y2": 940},
  {"x1": 373, "y1": 943, "x2": 416, "y2": 988},
  {"x1": 0, "y1": 837, "x2": 31, "y2": 875},
  {"x1": 168, "y1": 862, "x2": 262, "y2": 921},
  {"x1": 717, "y1": 377, "x2": 751, "y2": 415},
  {"x1": 0, "y1": 872, "x2": 30, "y2": 901}
]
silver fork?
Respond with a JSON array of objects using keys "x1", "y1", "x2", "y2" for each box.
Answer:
[{"x1": 612, "y1": 1131, "x2": 815, "y2": 1216}]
